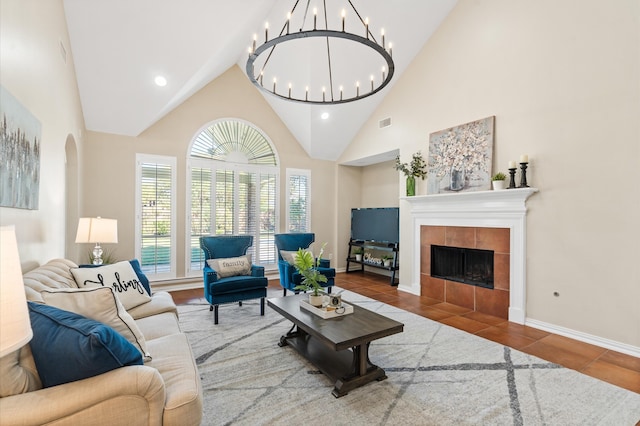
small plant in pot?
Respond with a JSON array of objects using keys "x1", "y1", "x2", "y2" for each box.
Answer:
[
  {"x1": 381, "y1": 254, "x2": 393, "y2": 268},
  {"x1": 293, "y1": 244, "x2": 328, "y2": 307},
  {"x1": 352, "y1": 247, "x2": 364, "y2": 261},
  {"x1": 492, "y1": 172, "x2": 507, "y2": 190}
]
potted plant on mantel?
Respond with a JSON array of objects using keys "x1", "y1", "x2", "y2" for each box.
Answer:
[
  {"x1": 395, "y1": 151, "x2": 427, "y2": 196},
  {"x1": 293, "y1": 244, "x2": 328, "y2": 307},
  {"x1": 492, "y1": 172, "x2": 507, "y2": 190}
]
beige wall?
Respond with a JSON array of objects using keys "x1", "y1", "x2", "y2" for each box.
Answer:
[
  {"x1": 0, "y1": 0, "x2": 85, "y2": 271},
  {"x1": 339, "y1": 0, "x2": 640, "y2": 348},
  {"x1": 82, "y1": 66, "x2": 337, "y2": 277}
]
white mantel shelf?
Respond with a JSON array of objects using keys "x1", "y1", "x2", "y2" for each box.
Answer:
[
  {"x1": 402, "y1": 187, "x2": 538, "y2": 324},
  {"x1": 402, "y1": 187, "x2": 538, "y2": 213}
]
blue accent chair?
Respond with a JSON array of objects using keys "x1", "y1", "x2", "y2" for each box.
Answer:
[
  {"x1": 200, "y1": 235, "x2": 268, "y2": 324},
  {"x1": 274, "y1": 233, "x2": 335, "y2": 296}
]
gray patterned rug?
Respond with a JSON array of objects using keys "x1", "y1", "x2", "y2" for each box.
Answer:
[{"x1": 177, "y1": 288, "x2": 640, "y2": 425}]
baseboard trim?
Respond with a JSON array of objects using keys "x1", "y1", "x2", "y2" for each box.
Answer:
[{"x1": 525, "y1": 318, "x2": 640, "y2": 358}]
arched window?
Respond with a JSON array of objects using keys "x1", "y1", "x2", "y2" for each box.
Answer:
[{"x1": 186, "y1": 119, "x2": 279, "y2": 275}]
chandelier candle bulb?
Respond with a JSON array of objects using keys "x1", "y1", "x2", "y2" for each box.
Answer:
[
  {"x1": 265, "y1": 22, "x2": 269, "y2": 42},
  {"x1": 340, "y1": 86, "x2": 343, "y2": 100},
  {"x1": 389, "y1": 42, "x2": 393, "y2": 57},
  {"x1": 365, "y1": 17, "x2": 369, "y2": 39},
  {"x1": 382, "y1": 66, "x2": 386, "y2": 81},
  {"x1": 253, "y1": 34, "x2": 256, "y2": 52},
  {"x1": 273, "y1": 77, "x2": 276, "y2": 93},
  {"x1": 288, "y1": 83, "x2": 292, "y2": 98},
  {"x1": 370, "y1": 75, "x2": 374, "y2": 91},
  {"x1": 286, "y1": 12, "x2": 291, "y2": 34},
  {"x1": 381, "y1": 28, "x2": 385, "y2": 48},
  {"x1": 313, "y1": 8, "x2": 317, "y2": 30},
  {"x1": 322, "y1": 87, "x2": 326, "y2": 102},
  {"x1": 356, "y1": 81, "x2": 360, "y2": 97},
  {"x1": 305, "y1": 86, "x2": 309, "y2": 101},
  {"x1": 342, "y1": 9, "x2": 345, "y2": 32}
]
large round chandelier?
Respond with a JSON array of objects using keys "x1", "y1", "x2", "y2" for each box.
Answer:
[{"x1": 246, "y1": 0, "x2": 395, "y2": 105}]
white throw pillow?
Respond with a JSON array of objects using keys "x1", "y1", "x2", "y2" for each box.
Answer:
[
  {"x1": 40, "y1": 287, "x2": 151, "y2": 360},
  {"x1": 206, "y1": 254, "x2": 252, "y2": 278},
  {"x1": 70, "y1": 261, "x2": 151, "y2": 310},
  {"x1": 280, "y1": 249, "x2": 311, "y2": 265}
]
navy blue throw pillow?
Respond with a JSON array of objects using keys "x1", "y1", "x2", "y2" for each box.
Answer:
[
  {"x1": 27, "y1": 302, "x2": 143, "y2": 388},
  {"x1": 80, "y1": 259, "x2": 151, "y2": 295}
]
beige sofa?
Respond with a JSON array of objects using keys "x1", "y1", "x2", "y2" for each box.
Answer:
[{"x1": 0, "y1": 259, "x2": 203, "y2": 426}]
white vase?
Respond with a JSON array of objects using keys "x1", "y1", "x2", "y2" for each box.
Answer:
[
  {"x1": 383, "y1": 260, "x2": 392, "y2": 267},
  {"x1": 492, "y1": 180, "x2": 506, "y2": 190},
  {"x1": 308, "y1": 294, "x2": 323, "y2": 307}
]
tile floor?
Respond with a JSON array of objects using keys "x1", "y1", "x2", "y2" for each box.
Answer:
[{"x1": 170, "y1": 271, "x2": 640, "y2": 394}]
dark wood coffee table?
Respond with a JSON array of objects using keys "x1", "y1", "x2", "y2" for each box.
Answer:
[{"x1": 267, "y1": 294, "x2": 404, "y2": 397}]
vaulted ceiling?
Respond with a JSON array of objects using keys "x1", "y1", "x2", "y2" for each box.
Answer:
[{"x1": 63, "y1": 0, "x2": 457, "y2": 162}]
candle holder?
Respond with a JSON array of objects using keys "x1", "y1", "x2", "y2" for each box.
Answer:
[
  {"x1": 519, "y1": 162, "x2": 529, "y2": 188},
  {"x1": 508, "y1": 168, "x2": 517, "y2": 189}
]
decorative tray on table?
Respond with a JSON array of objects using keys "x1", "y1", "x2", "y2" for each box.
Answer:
[{"x1": 299, "y1": 299, "x2": 354, "y2": 319}]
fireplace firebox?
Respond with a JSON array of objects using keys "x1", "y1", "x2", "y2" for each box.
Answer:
[{"x1": 430, "y1": 245, "x2": 494, "y2": 289}]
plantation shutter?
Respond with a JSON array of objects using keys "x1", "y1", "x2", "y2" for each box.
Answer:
[
  {"x1": 287, "y1": 169, "x2": 310, "y2": 232},
  {"x1": 136, "y1": 155, "x2": 176, "y2": 279}
]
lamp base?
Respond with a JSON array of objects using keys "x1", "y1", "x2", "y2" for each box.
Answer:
[{"x1": 92, "y1": 243, "x2": 104, "y2": 265}]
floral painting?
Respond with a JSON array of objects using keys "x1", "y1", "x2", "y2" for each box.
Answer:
[
  {"x1": 0, "y1": 85, "x2": 41, "y2": 209},
  {"x1": 427, "y1": 116, "x2": 494, "y2": 194}
]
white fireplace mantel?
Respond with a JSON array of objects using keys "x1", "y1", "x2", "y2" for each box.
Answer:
[{"x1": 402, "y1": 188, "x2": 538, "y2": 324}]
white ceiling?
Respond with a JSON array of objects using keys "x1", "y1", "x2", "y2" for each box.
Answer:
[{"x1": 63, "y1": 0, "x2": 457, "y2": 162}]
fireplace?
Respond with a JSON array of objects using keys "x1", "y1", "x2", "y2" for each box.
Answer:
[
  {"x1": 431, "y1": 245, "x2": 494, "y2": 289},
  {"x1": 403, "y1": 188, "x2": 538, "y2": 324}
]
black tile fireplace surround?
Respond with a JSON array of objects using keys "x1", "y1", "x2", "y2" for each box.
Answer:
[{"x1": 430, "y1": 245, "x2": 494, "y2": 289}]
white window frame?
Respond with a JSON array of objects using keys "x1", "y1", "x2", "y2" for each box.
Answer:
[
  {"x1": 285, "y1": 168, "x2": 311, "y2": 233},
  {"x1": 135, "y1": 154, "x2": 177, "y2": 281}
]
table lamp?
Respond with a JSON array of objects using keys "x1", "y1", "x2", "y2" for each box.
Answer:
[
  {"x1": 75, "y1": 217, "x2": 118, "y2": 265},
  {"x1": 0, "y1": 225, "x2": 33, "y2": 358}
]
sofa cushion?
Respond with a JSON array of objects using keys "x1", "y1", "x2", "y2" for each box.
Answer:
[
  {"x1": 206, "y1": 254, "x2": 252, "y2": 278},
  {"x1": 27, "y1": 302, "x2": 143, "y2": 388},
  {"x1": 40, "y1": 287, "x2": 151, "y2": 360},
  {"x1": 70, "y1": 261, "x2": 151, "y2": 310},
  {"x1": 145, "y1": 333, "x2": 203, "y2": 426}
]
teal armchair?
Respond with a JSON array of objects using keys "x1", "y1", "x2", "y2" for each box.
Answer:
[
  {"x1": 200, "y1": 235, "x2": 268, "y2": 324},
  {"x1": 274, "y1": 233, "x2": 335, "y2": 296}
]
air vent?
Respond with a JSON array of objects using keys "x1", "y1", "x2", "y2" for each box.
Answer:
[
  {"x1": 379, "y1": 117, "x2": 391, "y2": 128},
  {"x1": 59, "y1": 40, "x2": 67, "y2": 64}
]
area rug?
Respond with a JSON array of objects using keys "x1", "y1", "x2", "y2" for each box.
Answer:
[{"x1": 177, "y1": 288, "x2": 640, "y2": 425}]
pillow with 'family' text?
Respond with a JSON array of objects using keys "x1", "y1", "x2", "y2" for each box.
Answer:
[
  {"x1": 206, "y1": 254, "x2": 252, "y2": 278},
  {"x1": 70, "y1": 261, "x2": 151, "y2": 310}
]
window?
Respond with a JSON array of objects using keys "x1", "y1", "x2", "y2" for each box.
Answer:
[
  {"x1": 187, "y1": 119, "x2": 279, "y2": 275},
  {"x1": 135, "y1": 154, "x2": 176, "y2": 280},
  {"x1": 286, "y1": 169, "x2": 311, "y2": 232}
]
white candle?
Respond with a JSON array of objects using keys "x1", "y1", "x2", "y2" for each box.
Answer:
[
  {"x1": 508, "y1": 161, "x2": 516, "y2": 169},
  {"x1": 520, "y1": 154, "x2": 529, "y2": 163}
]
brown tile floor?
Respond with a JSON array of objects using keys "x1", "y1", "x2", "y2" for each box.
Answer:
[{"x1": 171, "y1": 271, "x2": 640, "y2": 394}]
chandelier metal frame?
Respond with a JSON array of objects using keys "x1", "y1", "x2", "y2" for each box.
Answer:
[{"x1": 246, "y1": 0, "x2": 395, "y2": 105}]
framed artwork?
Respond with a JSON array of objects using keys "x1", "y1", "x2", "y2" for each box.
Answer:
[
  {"x1": 0, "y1": 85, "x2": 41, "y2": 210},
  {"x1": 427, "y1": 116, "x2": 494, "y2": 194}
]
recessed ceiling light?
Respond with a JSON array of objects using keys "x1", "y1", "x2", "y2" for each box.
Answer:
[
  {"x1": 154, "y1": 75, "x2": 167, "y2": 87},
  {"x1": 321, "y1": 112, "x2": 329, "y2": 120}
]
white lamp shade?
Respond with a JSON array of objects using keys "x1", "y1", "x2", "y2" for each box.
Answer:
[
  {"x1": 75, "y1": 217, "x2": 118, "y2": 244},
  {"x1": 0, "y1": 225, "x2": 33, "y2": 357}
]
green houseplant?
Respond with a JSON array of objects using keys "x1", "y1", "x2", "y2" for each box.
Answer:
[
  {"x1": 352, "y1": 247, "x2": 364, "y2": 261},
  {"x1": 395, "y1": 151, "x2": 427, "y2": 196},
  {"x1": 293, "y1": 243, "x2": 328, "y2": 307},
  {"x1": 492, "y1": 172, "x2": 506, "y2": 190},
  {"x1": 381, "y1": 254, "x2": 393, "y2": 267}
]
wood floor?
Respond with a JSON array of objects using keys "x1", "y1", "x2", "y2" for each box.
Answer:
[{"x1": 171, "y1": 271, "x2": 640, "y2": 394}]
